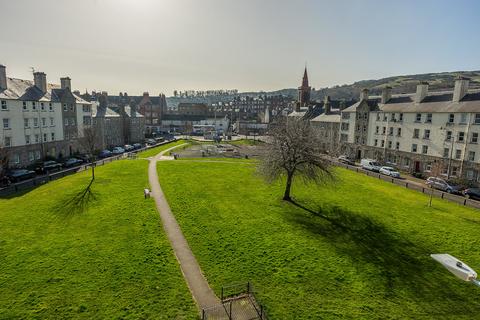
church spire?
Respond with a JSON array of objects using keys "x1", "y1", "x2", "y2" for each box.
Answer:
[{"x1": 302, "y1": 66, "x2": 309, "y2": 87}]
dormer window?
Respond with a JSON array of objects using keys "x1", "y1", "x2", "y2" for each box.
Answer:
[
  {"x1": 49, "y1": 103, "x2": 53, "y2": 111},
  {"x1": 32, "y1": 101, "x2": 36, "y2": 110},
  {"x1": 23, "y1": 101, "x2": 27, "y2": 110},
  {"x1": 1, "y1": 100, "x2": 6, "y2": 110}
]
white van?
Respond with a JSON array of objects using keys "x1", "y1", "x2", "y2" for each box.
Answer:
[{"x1": 361, "y1": 159, "x2": 382, "y2": 172}]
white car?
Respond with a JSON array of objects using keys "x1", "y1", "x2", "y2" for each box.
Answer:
[{"x1": 379, "y1": 166, "x2": 400, "y2": 178}]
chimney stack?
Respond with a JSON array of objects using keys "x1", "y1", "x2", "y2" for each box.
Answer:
[
  {"x1": 34, "y1": 71, "x2": 47, "y2": 94},
  {"x1": 60, "y1": 77, "x2": 71, "y2": 90},
  {"x1": 0, "y1": 64, "x2": 6, "y2": 90},
  {"x1": 381, "y1": 86, "x2": 392, "y2": 104},
  {"x1": 324, "y1": 95, "x2": 331, "y2": 114},
  {"x1": 453, "y1": 76, "x2": 470, "y2": 102},
  {"x1": 360, "y1": 88, "x2": 369, "y2": 101},
  {"x1": 415, "y1": 82, "x2": 429, "y2": 103}
]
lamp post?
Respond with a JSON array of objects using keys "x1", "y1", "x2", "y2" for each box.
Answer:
[{"x1": 431, "y1": 253, "x2": 480, "y2": 287}]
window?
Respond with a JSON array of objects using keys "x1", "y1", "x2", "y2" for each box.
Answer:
[
  {"x1": 383, "y1": 114, "x2": 388, "y2": 121},
  {"x1": 449, "y1": 113, "x2": 455, "y2": 123},
  {"x1": 83, "y1": 105, "x2": 90, "y2": 112},
  {"x1": 24, "y1": 118, "x2": 29, "y2": 128},
  {"x1": 28, "y1": 151, "x2": 34, "y2": 162},
  {"x1": 466, "y1": 170, "x2": 475, "y2": 180},
  {"x1": 412, "y1": 144, "x2": 417, "y2": 152},
  {"x1": 404, "y1": 158, "x2": 410, "y2": 167},
  {"x1": 382, "y1": 127, "x2": 386, "y2": 134},
  {"x1": 426, "y1": 113, "x2": 432, "y2": 123},
  {"x1": 35, "y1": 134, "x2": 39, "y2": 143},
  {"x1": 389, "y1": 127, "x2": 393, "y2": 136},
  {"x1": 475, "y1": 114, "x2": 480, "y2": 124},
  {"x1": 396, "y1": 142, "x2": 400, "y2": 150},
  {"x1": 342, "y1": 113, "x2": 350, "y2": 120},
  {"x1": 69, "y1": 118, "x2": 75, "y2": 126},
  {"x1": 34, "y1": 118, "x2": 38, "y2": 127},
  {"x1": 3, "y1": 118, "x2": 9, "y2": 129},
  {"x1": 41, "y1": 102, "x2": 45, "y2": 111},
  {"x1": 468, "y1": 151, "x2": 475, "y2": 162},
  {"x1": 415, "y1": 113, "x2": 421, "y2": 122},
  {"x1": 443, "y1": 148, "x2": 449, "y2": 158},
  {"x1": 390, "y1": 113, "x2": 396, "y2": 121},
  {"x1": 64, "y1": 118, "x2": 68, "y2": 126},
  {"x1": 23, "y1": 101, "x2": 27, "y2": 110},
  {"x1": 70, "y1": 104, "x2": 74, "y2": 111},
  {"x1": 399, "y1": 113, "x2": 403, "y2": 121},
  {"x1": 50, "y1": 117, "x2": 54, "y2": 126},
  {"x1": 363, "y1": 125, "x2": 366, "y2": 132},
  {"x1": 472, "y1": 132, "x2": 478, "y2": 143},
  {"x1": 460, "y1": 113, "x2": 467, "y2": 124},
  {"x1": 446, "y1": 130, "x2": 452, "y2": 141},
  {"x1": 451, "y1": 167, "x2": 458, "y2": 177},
  {"x1": 43, "y1": 133, "x2": 47, "y2": 142},
  {"x1": 375, "y1": 126, "x2": 379, "y2": 134},
  {"x1": 341, "y1": 123, "x2": 349, "y2": 131},
  {"x1": 42, "y1": 118, "x2": 46, "y2": 127},
  {"x1": 425, "y1": 163, "x2": 432, "y2": 172},
  {"x1": 25, "y1": 135, "x2": 30, "y2": 144},
  {"x1": 413, "y1": 129, "x2": 420, "y2": 138},
  {"x1": 13, "y1": 154, "x2": 19, "y2": 164},
  {"x1": 422, "y1": 145, "x2": 428, "y2": 154},
  {"x1": 35, "y1": 150, "x2": 41, "y2": 160},
  {"x1": 458, "y1": 132, "x2": 465, "y2": 142},
  {"x1": 1, "y1": 100, "x2": 6, "y2": 110},
  {"x1": 388, "y1": 141, "x2": 392, "y2": 149},
  {"x1": 63, "y1": 104, "x2": 67, "y2": 111},
  {"x1": 397, "y1": 128, "x2": 402, "y2": 136},
  {"x1": 376, "y1": 113, "x2": 380, "y2": 121},
  {"x1": 424, "y1": 129, "x2": 430, "y2": 139},
  {"x1": 381, "y1": 140, "x2": 385, "y2": 147},
  {"x1": 49, "y1": 103, "x2": 53, "y2": 111},
  {"x1": 374, "y1": 139, "x2": 378, "y2": 146},
  {"x1": 32, "y1": 102, "x2": 36, "y2": 110},
  {"x1": 4, "y1": 136, "x2": 11, "y2": 147},
  {"x1": 455, "y1": 149, "x2": 462, "y2": 159},
  {"x1": 51, "y1": 132, "x2": 55, "y2": 141}
]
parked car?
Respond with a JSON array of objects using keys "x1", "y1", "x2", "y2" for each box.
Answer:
[
  {"x1": 98, "y1": 150, "x2": 112, "y2": 158},
  {"x1": 124, "y1": 144, "x2": 134, "y2": 152},
  {"x1": 361, "y1": 159, "x2": 382, "y2": 172},
  {"x1": 7, "y1": 169, "x2": 36, "y2": 182},
  {"x1": 33, "y1": 160, "x2": 63, "y2": 174},
  {"x1": 463, "y1": 188, "x2": 480, "y2": 200},
  {"x1": 338, "y1": 155, "x2": 355, "y2": 165},
  {"x1": 426, "y1": 177, "x2": 464, "y2": 194},
  {"x1": 133, "y1": 143, "x2": 143, "y2": 150},
  {"x1": 146, "y1": 139, "x2": 156, "y2": 145},
  {"x1": 112, "y1": 147, "x2": 125, "y2": 155},
  {"x1": 63, "y1": 158, "x2": 84, "y2": 168},
  {"x1": 379, "y1": 166, "x2": 400, "y2": 178}
]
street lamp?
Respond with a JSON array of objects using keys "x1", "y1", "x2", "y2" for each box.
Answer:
[{"x1": 431, "y1": 253, "x2": 480, "y2": 287}]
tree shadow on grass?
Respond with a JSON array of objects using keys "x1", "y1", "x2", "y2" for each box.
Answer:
[
  {"x1": 286, "y1": 200, "x2": 478, "y2": 313},
  {"x1": 52, "y1": 179, "x2": 97, "y2": 217}
]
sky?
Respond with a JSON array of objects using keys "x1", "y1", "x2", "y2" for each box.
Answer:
[{"x1": 1, "y1": 0, "x2": 479, "y2": 96}]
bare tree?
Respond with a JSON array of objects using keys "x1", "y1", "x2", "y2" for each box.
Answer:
[
  {"x1": 79, "y1": 126, "x2": 100, "y2": 181},
  {"x1": 258, "y1": 117, "x2": 332, "y2": 201}
]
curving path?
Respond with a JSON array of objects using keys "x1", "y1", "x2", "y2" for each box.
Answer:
[{"x1": 147, "y1": 144, "x2": 220, "y2": 311}]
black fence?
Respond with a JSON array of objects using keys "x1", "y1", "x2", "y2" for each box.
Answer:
[
  {"x1": 335, "y1": 161, "x2": 480, "y2": 210},
  {"x1": 202, "y1": 282, "x2": 268, "y2": 320},
  {"x1": 0, "y1": 139, "x2": 178, "y2": 197}
]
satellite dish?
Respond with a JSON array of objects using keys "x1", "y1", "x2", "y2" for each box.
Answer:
[{"x1": 431, "y1": 254, "x2": 479, "y2": 285}]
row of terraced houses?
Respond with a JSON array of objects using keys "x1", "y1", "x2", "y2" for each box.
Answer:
[{"x1": 293, "y1": 72, "x2": 480, "y2": 183}]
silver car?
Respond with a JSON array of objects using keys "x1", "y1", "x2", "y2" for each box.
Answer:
[{"x1": 379, "y1": 166, "x2": 400, "y2": 178}]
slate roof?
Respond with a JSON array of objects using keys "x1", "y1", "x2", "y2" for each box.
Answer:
[
  {"x1": 311, "y1": 112, "x2": 341, "y2": 123},
  {"x1": 91, "y1": 102, "x2": 120, "y2": 118}
]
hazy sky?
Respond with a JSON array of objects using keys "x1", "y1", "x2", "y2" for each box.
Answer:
[{"x1": 1, "y1": 0, "x2": 479, "y2": 96}]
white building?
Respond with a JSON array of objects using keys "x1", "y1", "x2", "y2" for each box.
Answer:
[{"x1": 0, "y1": 65, "x2": 91, "y2": 167}]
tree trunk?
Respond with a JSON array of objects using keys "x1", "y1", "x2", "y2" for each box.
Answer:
[
  {"x1": 91, "y1": 161, "x2": 95, "y2": 181},
  {"x1": 283, "y1": 172, "x2": 293, "y2": 201}
]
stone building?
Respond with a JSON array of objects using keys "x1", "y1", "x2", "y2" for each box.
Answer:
[{"x1": 310, "y1": 96, "x2": 342, "y2": 155}]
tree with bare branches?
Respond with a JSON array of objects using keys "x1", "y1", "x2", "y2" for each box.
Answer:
[
  {"x1": 79, "y1": 126, "x2": 100, "y2": 181},
  {"x1": 258, "y1": 117, "x2": 333, "y2": 201}
]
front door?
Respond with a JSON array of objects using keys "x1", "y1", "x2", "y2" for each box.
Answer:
[
  {"x1": 357, "y1": 150, "x2": 362, "y2": 160},
  {"x1": 414, "y1": 161, "x2": 420, "y2": 173}
]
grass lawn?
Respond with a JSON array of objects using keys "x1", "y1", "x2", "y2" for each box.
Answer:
[
  {"x1": 0, "y1": 160, "x2": 197, "y2": 319},
  {"x1": 157, "y1": 160, "x2": 480, "y2": 319},
  {"x1": 137, "y1": 139, "x2": 190, "y2": 158}
]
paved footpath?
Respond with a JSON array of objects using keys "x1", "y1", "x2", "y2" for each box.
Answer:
[{"x1": 147, "y1": 144, "x2": 220, "y2": 310}]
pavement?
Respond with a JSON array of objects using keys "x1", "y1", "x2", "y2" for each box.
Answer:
[{"x1": 147, "y1": 144, "x2": 220, "y2": 310}]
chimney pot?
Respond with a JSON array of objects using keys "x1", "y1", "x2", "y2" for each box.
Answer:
[
  {"x1": 33, "y1": 71, "x2": 47, "y2": 94},
  {"x1": 0, "y1": 64, "x2": 6, "y2": 90}
]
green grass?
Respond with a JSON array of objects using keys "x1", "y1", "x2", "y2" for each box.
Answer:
[
  {"x1": 137, "y1": 140, "x2": 189, "y2": 158},
  {"x1": 176, "y1": 157, "x2": 257, "y2": 163},
  {"x1": 228, "y1": 139, "x2": 264, "y2": 146},
  {"x1": 157, "y1": 161, "x2": 480, "y2": 319},
  {"x1": 0, "y1": 160, "x2": 197, "y2": 319}
]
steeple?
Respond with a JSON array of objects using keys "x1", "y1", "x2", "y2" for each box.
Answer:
[{"x1": 302, "y1": 66, "x2": 309, "y2": 87}]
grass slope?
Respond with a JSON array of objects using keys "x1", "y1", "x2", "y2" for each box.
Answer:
[
  {"x1": 137, "y1": 140, "x2": 189, "y2": 158},
  {"x1": 0, "y1": 160, "x2": 197, "y2": 319},
  {"x1": 157, "y1": 161, "x2": 480, "y2": 319}
]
